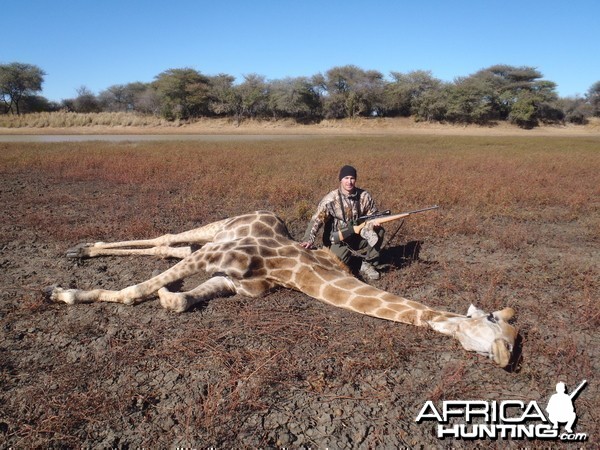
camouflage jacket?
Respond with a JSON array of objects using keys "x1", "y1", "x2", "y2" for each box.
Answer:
[{"x1": 302, "y1": 187, "x2": 378, "y2": 245}]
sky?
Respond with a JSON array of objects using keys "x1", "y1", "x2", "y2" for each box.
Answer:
[{"x1": 4, "y1": 0, "x2": 599, "y2": 102}]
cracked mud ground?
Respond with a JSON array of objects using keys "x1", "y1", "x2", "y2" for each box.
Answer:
[{"x1": 0, "y1": 139, "x2": 598, "y2": 448}]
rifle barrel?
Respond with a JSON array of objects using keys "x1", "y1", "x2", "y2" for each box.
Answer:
[
  {"x1": 403, "y1": 205, "x2": 440, "y2": 215},
  {"x1": 569, "y1": 380, "x2": 588, "y2": 399},
  {"x1": 373, "y1": 205, "x2": 439, "y2": 223}
]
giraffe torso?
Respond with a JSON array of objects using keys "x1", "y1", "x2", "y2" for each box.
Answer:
[{"x1": 190, "y1": 211, "x2": 352, "y2": 297}]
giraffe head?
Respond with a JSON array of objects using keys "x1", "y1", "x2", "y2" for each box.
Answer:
[{"x1": 428, "y1": 304, "x2": 518, "y2": 368}]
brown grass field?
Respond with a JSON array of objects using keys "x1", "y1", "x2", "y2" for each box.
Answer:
[{"x1": 0, "y1": 129, "x2": 599, "y2": 447}]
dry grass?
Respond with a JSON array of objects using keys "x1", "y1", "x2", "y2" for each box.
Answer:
[
  {"x1": 1, "y1": 134, "x2": 599, "y2": 447},
  {"x1": 3, "y1": 135, "x2": 597, "y2": 244},
  {"x1": 0, "y1": 111, "x2": 177, "y2": 128},
  {"x1": 2, "y1": 113, "x2": 600, "y2": 138}
]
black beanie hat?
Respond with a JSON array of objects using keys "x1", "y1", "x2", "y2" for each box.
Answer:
[{"x1": 339, "y1": 165, "x2": 357, "y2": 180}]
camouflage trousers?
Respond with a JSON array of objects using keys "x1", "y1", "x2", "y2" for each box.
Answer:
[{"x1": 329, "y1": 227, "x2": 384, "y2": 272}]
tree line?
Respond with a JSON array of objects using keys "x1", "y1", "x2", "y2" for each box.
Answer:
[{"x1": 1, "y1": 61, "x2": 599, "y2": 128}]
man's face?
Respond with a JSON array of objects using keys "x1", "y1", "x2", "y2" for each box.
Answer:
[{"x1": 340, "y1": 175, "x2": 356, "y2": 195}]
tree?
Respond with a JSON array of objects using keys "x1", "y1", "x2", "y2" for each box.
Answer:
[
  {"x1": 490, "y1": 66, "x2": 561, "y2": 125},
  {"x1": 556, "y1": 96, "x2": 591, "y2": 124},
  {"x1": 0, "y1": 62, "x2": 45, "y2": 114},
  {"x1": 98, "y1": 82, "x2": 148, "y2": 112},
  {"x1": 508, "y1": 92, "x2": 538, "y2": 128},
  {"x1": 504, "y1": 79, "x2": 562, "y2": 128},
  {"x1": 412, "y1": 65, "x2": 562, "y2": 127},
  {"x1": 587, "y1": 81, "x2": 600, "y2": 117},
  {"x1": 234, "y1": 74, "x2": 270, "y2": 120},
  {"x1": 268, "y1": 77, "x2": 321, "y2": 121},
  {"x1": 206, "y1": 74, "x2": 237, "y2": 116},
  {"x1": 321, "y1": 65, "x2": 385, "y2": 118},
  {"x1": 98, "y1": 84, "x2": 127, "y2": 112},
  {"x1": 414, "y1": 82, "x2": 451, "y2": 122},
  {"x1": 444, "y1": 77, "x2": 495, "y2": 124},
  {"x1": 153, "y1": 68, "x2": 211, "y2": 120},
  {"x1": 20, "y1": 95, "x2": 59, "y2": 113},
  {"x1": 71, "y1": 86, "x2": 101, "y2": 113},
  {"x1": 385, "y1": 70, "x2": 442, "y2": 117},
  {"x1": 134, "y1": 86, "x2": 162, "y2": 116}
]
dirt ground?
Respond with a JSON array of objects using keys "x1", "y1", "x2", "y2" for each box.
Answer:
[{"x1": 0, "y1": 124, "x2": 598, "y2": 448}]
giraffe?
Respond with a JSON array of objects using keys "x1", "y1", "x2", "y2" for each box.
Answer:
[{"x1": 46, "y1": 211, "x2": 518, "y2": 368}]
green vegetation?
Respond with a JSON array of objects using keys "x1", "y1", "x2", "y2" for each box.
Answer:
[
  {"x1": 2, "y1": 62, "x2": 599, "y2": 128},
  {"x1": 0, "y1": 62, "x2": 46, "y2": 115}
]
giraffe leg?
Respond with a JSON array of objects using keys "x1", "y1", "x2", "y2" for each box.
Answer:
[
  {"x1": 47, "y1": 255, "x2": 204, "y2": 306},
  {"x1": 158, "y1": 276, "x2": 237, "y2": 313},
  {"x1": 66, "y1": 218, "x2": 230, "y2": 259},
  {"x1": 66, "y1": 243, "x2": 193, "y2": 259}
]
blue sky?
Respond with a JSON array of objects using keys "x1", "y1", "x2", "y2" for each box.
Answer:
[{"x1": 4, "y1": 0, "x2": 599, "y2": 102}]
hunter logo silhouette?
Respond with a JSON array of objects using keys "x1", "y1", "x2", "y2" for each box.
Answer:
[
  {"x1": 545, "y1": 380, "x2": 587, "y2": 434},
  {"x1": 415, "y1": 378, "x2": 590, "y2": 441}
]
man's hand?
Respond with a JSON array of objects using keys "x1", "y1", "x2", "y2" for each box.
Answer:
[{"x1": 300, "y1": 241, "x2": 313, "y2": 249}]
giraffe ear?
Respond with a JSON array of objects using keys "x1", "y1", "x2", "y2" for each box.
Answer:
[
  {"x1": 466, "y1": 304, "x2": 485, "y2": 318},
  {"x1": 493, "y1": 307, "x2": 515, "y2": 321}
]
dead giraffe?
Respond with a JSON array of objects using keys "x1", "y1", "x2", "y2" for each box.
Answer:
[{"x1": 46, "y1": 211, "x2": 518, "y2": 368}]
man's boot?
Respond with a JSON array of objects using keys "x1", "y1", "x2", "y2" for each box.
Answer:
[{"x1": 360, "y1": 261, "x2": 380, "y2": 280}]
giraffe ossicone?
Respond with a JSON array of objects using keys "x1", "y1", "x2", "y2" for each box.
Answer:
[{"x1": 46, "y1": 211, "x2": 518, "y2": 368}]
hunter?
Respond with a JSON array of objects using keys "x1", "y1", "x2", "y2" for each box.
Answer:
[{"x1": 301, "y1": 165, "x2": 384, "y2": 280}]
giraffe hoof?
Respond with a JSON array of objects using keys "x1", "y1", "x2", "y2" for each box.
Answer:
[
  {"x1": 42, "y1": 285, "x2": 63, "y2": 303},
  {"x1": 42, "y1": 285, "x2": 57, "y2": 300},
  {"x1": 66, "y1": 243, "x2": 94, "y2": 259},
  {"x1": 42, "y1": 286, "x2": 75, "y2": 304}
]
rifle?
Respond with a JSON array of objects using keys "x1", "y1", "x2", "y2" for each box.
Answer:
[
  {"x1": 333, "y1": 205, "x2": 440, "y2": 244},
  {"x1": 569, "y1": 380, "x2": 587, "y2": 400},
  {"x1": 356, "y1": 210, "x2": 392, "y2": 223}
]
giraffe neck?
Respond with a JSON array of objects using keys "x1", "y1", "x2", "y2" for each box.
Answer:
[
  {"x1": 322, "y1": 275, "x2": 460, "y2": 326},
  {"x1": 281, "y1": 257, "x2": 461, "y2": 328},
  {"x1": 267, "y1": 246, "x2": 517, "y2": 367}
]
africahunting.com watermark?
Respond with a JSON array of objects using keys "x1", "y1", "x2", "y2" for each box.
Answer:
[{"x1": 415, "y1": 379, "x2": 588, "y2": 442}]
